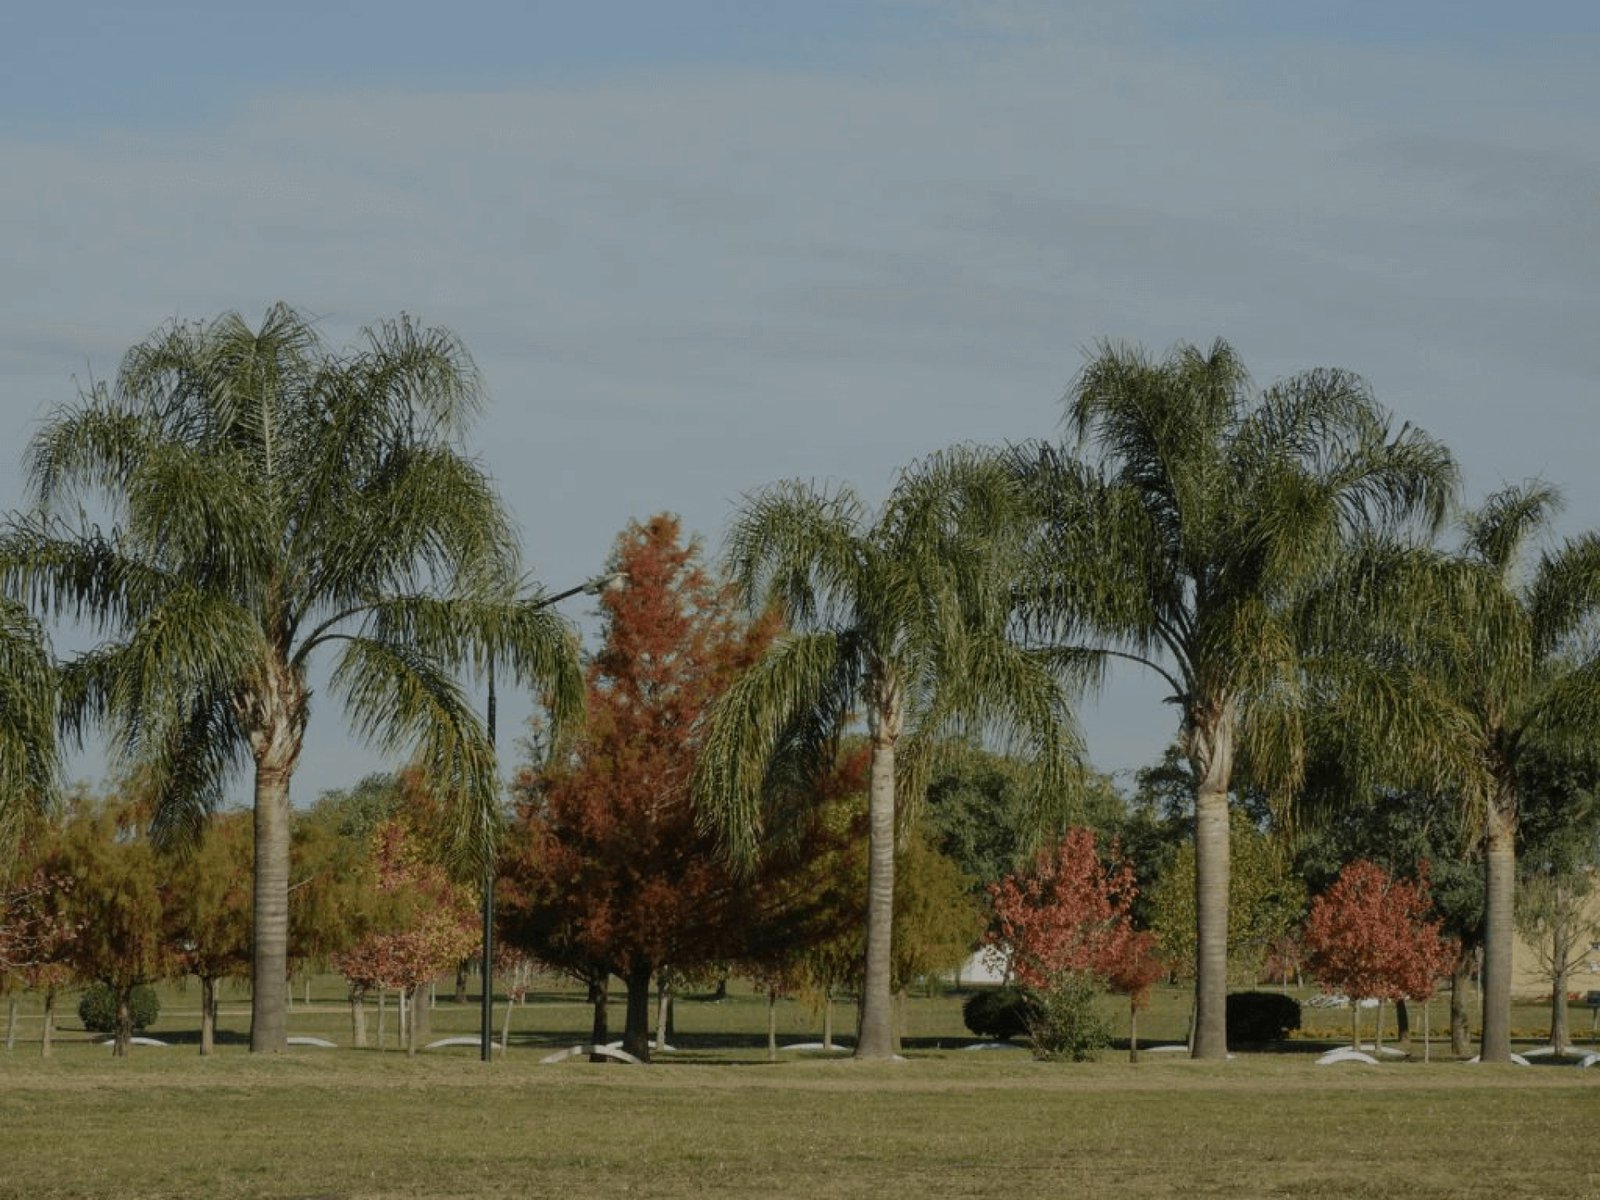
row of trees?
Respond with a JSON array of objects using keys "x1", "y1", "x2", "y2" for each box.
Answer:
[{"x1": 2, "y1": 308, "x2": 1598, "y2": 1064}]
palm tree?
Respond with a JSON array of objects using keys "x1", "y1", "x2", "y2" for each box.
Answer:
[
  {"x1": 1, "y1": 304, "x2": 583, "y2": 1052},
  {"x1": 0, "y1": 598, "x2": 56, "y2": 848},
  {"x1": 1316, "y1": 485, "x2": 1600, "y2": 1061},
  {"x1": 1017, "y1": 339, "x2": 1455, "y2": 1057},
  {"x1": 694, "y1": 450, "x2": 1078, "y2": 1059}
]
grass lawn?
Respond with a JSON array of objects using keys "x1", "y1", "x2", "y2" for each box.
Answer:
[{"x1": 2, "y1": 978, "x2": 1597, "y2": 1198}]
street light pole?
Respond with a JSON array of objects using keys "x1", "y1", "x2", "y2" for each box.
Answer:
[{"x1": 480, "y1": 570, "x2": 625, "y2": 1063}]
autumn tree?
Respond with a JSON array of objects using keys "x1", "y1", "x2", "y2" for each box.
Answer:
[
  {"x1": 503, "y1": 515, "x2": 769, "y2": 1062},
  {"x1": 1305, "y1": 860, "x2": 1456, "y2": 1049},
  {"x1": 41, "y1": 790, "x2": 173, "y2": 1056},
  {"x1": 1, "y1": 862, "x2": 76, "y2": 1056},
  {"x1": 330, "y1": 817, "x2": 477, "y2": 1053},
  {"x1": 163, "y1": 809, "x2": 253, "y2": 1054}
]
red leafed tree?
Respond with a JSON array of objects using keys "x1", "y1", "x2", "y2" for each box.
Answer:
[
  {"x1": 1304, "y1": 859, "x2": 1456, "y2": 1048},
  {"x1": 988, "y1": 827, "x2": 1162, "y2": 1058},
  {"x1": 988, "y1": 827, "x2": 1149, "y2": 985},
  {"x1": 501, "y1": 515, "x2": 775, "y2": 1061}
]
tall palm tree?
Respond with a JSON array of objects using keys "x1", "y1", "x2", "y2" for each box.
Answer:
[
  {"x1": 1017, "y1": 340, "x2": 1456, "y2": 1058},
  {"x1": 0, "y1": 597, "x2": 56, "y2": 848},
  {"x1": 694, "y1": 451, "x2": 1078, "y2": 1059},
  {"x1": 1315, "y1": 485, "x2": 1600, "y2": 1061},
  {"x1": 1, "y1": 304, "x2": 583, "y2": 1052}
]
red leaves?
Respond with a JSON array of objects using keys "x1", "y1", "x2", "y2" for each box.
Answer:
[
  {"x1": 987, "y1": 827, "x2": 1161, "y2": 1003},
  {"x1": 1304, "y1": 860, "x2": 1456, "y2": 1002}
]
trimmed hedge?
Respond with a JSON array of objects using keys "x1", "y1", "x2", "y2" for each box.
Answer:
[
  {"x1": 1226, "y1": 991, "x2": 1301, "y2": 1044},
  {"x1": 78, "y1": 984, "x2": 160, "y2": 1034},
  {"x1": 962, "y1": 985, "x2": 1042, "y2": 1041}
]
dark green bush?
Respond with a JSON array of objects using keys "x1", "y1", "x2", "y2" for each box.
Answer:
[
  {"x1": 1226, "y1": 991, "x2": 1301, "y2": 1044},
  {"x1": 1027, "y1": 971, "x2": 1111, "y2": 1062},
  {"x1": 78, "y1": 984, "x2": 160, "y2": 1034},
  {"x1": 962, "y1": 985, "x2": 1042, "y2": 1041}
]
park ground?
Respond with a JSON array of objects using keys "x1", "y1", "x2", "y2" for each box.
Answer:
[{"x1": 2, "y1": 977, "x2": 1598, "y2": 1199}]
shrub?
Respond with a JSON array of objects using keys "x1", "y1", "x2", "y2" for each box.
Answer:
[
  {"x1": 1226, "y1": 991, "x2": 1301, "y2": 1044},
  {"x1": 1027, "y1": 971, "x2": 1111, "y2": 1062},
  {"x1": 962, "y1": 986, "x2": 1042, "y2": 1041},
  {"x1": 78, "y1": 984, "x2": 160, "y2": 1034}
]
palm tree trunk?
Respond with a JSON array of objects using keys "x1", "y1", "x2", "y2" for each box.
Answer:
[
  {"x1": 857, "y1": 703, "x2": 900, "y2": 1060},
  {"x1": 1480, "y1": 800, "x2": 1516, "y2": 1062},
  {"x1": 1189, "y1": 706, "x2": 1234, "y2": 1060},
  {"x1": 250, "y1": 751, "x2": 295, "y2": 1053}
]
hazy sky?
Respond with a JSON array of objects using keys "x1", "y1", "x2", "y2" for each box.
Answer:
[{"x1": 5, "y1": 1, "x2": 1597, "y2": 802}]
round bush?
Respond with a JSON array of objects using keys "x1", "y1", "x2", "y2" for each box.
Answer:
[
  {"x1": 78, "y1": 984, "x2": 160, "y2": 1034},
  {"x1": 962, "y1": 985, "x2": 1042, "y2": 1041},
  {"x1": 1225, "y1": 991, "x2": 1301, "y2": 1044},
  {"x1": 1027, "y1": 972, "x2": 1111, "y2": 1062}
]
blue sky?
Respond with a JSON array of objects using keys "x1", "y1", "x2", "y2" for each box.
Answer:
[{"x1": 4, "y1": 1, "x2": 1598, "y2": 802}]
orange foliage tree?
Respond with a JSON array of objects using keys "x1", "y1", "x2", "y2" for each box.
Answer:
[
  {"x1": 1304, "y1": 859, "x2": 1456, "y2": 1049},
  {"x1": 501, "y1": 515, "x2": 776, "y2": 1061},
  {"x1": 987, "y1": 827, "x2": 1162, "y2": 1056}
]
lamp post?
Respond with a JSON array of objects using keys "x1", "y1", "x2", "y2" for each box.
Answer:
[{"x1": 480, "y1": 570, "x2": 625, "y2": 1062}]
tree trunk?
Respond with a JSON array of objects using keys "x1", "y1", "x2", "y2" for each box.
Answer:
[
  {"x1": 823, "y1": 988, "x2": 833, "y2": 1051},
  {"x1": 377, "y1": 990, "x2": 387, "y2": 1050},
  {"x1": 405, "y1": 988, "x2": 418, "y2": 1057},
  {"x1": 250, "y1": 755, "x2": 295, "y2": 1053},
  {"x1": 1128, "y1": 1001, "x2": 1140, "y2": 1064},
  {"x1": 200, "y1": 976, "x2": 217, "y2": 1056},
  {"x1": 1396, "y1": 998, "x2": 1410, "y2": 1049},
  {"x1": 1351, "y1": 1001, "x2": 1361, "y2": 1051},
  {"x1": 455, "y1": 962, "x2": 468, "y2": 1005},
  {"x1": 411, "y1": 981, "x2": 431, "y2": 1046},
  {"x1": 245, "y1": 661, "x2": 307, "y2": 1055},
  {"x1": 1374, "y1": 998, "x2": 1385, "y2": 1052},
  {"x1": 500, "y1": 992, "x2": 515, "y2": 1051},
  {"x1": 767, "y1": 988, "x2": 778, "y2": 1062},
  {"x1": 1480, "y1": 801, "x2": 1516, "y2": 1063},
  {"x1": 1188, "y1": 706, "x2": 1234, "y2": 1060},
  {"x1": 350, "y1": 988, "x2": 368, "y2": 1048},
  {"x1": 1550, "y1": 966, "x2": 1570, "y2": 1056},
  {"x1": 1450, "y1": 946, "x2": 1472, "y2": 1056},
  {"x1": 588, "y1": 977, "x2": 609, "y2": 1061},
  {"x1": 5, "y1": 996, "x2": 16, "y2": 1051},
  {"x1": 40, "y1": 989, "x2": 54, "y2": 1059},
  {"x1": 655, "y1": 976, "x2": 672, "y2": 1052},
  {"x1": 857, "y1": 696, "x2": 901, "y2": 1060},
  {"x1": 114, "y1": 988, "x2": 132, "y2": 1058},
  {"x1": 622, "y1": 963, "x2": 653, "y2": 1062}
]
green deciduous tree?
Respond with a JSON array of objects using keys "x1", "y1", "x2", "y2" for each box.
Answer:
[
  {"x1": 1016, "y1": 339, "x2": 1454, "y2": 1056},
  {"x1": 695, "y1": 452, "x2": 1078, "y2": 1058},
  {"x1": 2, "y1": 305, "x2": 583, "y2": 1052}
]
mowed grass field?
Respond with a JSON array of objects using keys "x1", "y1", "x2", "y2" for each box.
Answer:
[{"x1": 3, "y1": 977, "x2": 1598, "y2": 1199}]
